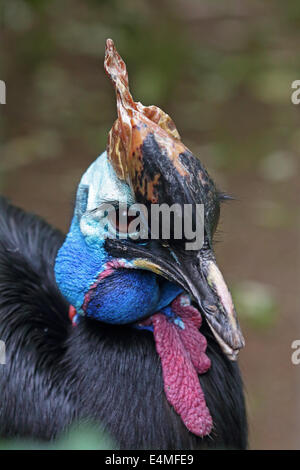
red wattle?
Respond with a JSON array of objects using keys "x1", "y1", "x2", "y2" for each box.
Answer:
[{"x1": 151, "y1": 298, "x2": 212, "y2": 437}]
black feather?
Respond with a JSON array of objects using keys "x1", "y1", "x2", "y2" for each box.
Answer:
[{"x1": 0, "y1": 197, "x2": 247, "y2": 449}]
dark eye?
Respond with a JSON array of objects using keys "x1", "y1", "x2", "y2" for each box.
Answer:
[{"x1": 108, "y1": 208, "x2": 136, "y2": 235}]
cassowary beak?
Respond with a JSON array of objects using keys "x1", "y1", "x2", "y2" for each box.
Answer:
[
  {"x1": 104, "y1": 39, "x2": 245, "y2": 360},
  {"x1": 193, "y1": 258, "x2": 245, "y2": 360},
  {"x1": 165, "y1": 252, "x2": 245, "y2": 360},
  {"x1": 121, "y1": 243, "x2": 245, "y2": 360}
]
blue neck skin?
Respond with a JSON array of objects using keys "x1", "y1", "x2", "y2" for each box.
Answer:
[{"x1": 55, "y1": 152, "x2": 182, "y2": 325}]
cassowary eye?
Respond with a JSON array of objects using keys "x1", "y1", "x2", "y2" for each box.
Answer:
[{"x1": 108, "y1": 208, "x2": 137, "y2": 235}]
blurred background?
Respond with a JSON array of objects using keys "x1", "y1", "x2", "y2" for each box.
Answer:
[{"x1": 1, "y1": 0, "x2": 299, "y2": 449}]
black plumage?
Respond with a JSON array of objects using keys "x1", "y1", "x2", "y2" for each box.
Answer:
[{"x1": 0, "y1": 197, "x2": 247, "y2": 449}]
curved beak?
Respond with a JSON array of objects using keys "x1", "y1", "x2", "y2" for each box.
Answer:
[
  {"x1": 106, "y1": 238, "x2": 245, "y2": 360},
  {"x1": 176, "y1": 252, "x2": 245, "y2": 361}
]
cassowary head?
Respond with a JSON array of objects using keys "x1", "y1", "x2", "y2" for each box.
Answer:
[{"x1": 55, "y1": 40, "x2": 245, "y2": 437}]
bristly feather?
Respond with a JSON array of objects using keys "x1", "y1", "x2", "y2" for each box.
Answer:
[
  {"x1": 218, "y1": 192, "x2": 235, "y2": 202},
  {"x1": 0, "y1": 197, "x2": 247, "y2": 449}
]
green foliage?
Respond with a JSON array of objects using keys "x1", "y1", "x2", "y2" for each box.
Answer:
[
  {"x1": 0, "y1": 423, "x2": 115, "y2": 450},
  {"x1": 232, "y1": 281, "x2": 278, "y2": 330}
]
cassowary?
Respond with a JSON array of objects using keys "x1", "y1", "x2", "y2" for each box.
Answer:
[{"x1": 0, "y1": 40, "x2": 247, "y2": 449}]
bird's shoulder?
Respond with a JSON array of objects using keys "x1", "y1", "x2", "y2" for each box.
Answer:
[{"x1": 0, "y1": 196, "x2": 69, "y2": 349}]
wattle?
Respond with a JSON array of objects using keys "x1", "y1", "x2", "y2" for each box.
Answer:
[
  {"x1": 69, "y1": 291, "x2": 213, "y2": 437},
  {"x1": 139, "y1": 294, "x2": 212, "y2": 437}
]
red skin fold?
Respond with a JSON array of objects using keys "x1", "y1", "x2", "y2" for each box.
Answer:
[
  {"x1": 151, "y1": 296, "x2": 213, "y2": 437},
  {"x1": 71, "y1": 288, "x2": 213, "y2": 437}
]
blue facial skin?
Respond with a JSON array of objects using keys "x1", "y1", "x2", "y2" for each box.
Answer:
[{"x1": 55, "y1": 152, "x2": 182, "y2": 325}]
